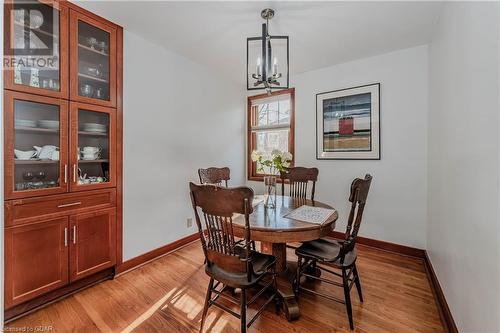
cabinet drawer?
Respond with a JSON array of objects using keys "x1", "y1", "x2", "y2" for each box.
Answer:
[{"x1": 5, "y1": 189, "x2": 116, "y2": 227}]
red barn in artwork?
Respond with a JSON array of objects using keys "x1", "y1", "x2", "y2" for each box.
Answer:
[{"x1": 339, "y1": 116, "x2": 354, "y2": 135}]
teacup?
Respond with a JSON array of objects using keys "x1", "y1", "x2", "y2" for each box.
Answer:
[
  {"x1": 82, "y1": 152, "x2": 100, "y2": 160},
  {"x1": 82, "y1": 146, "x2": 101, "y2": 154}
]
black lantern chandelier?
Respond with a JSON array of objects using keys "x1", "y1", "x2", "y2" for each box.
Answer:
[{"x1": 247, "y1": 8, "x2": 289, "y2": 94}]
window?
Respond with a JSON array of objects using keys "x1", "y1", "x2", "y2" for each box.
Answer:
[{"x1": 247, "y1": 88, "x2": 295, "y2": 181}]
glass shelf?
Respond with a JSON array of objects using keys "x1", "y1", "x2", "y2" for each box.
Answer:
[
  {"x1": 78, "y1": 43, "x2": 108, "y2": 56},
  {"x1": 15, "y1": 159, "x2": 58, "y2": 165},
  {"x1": 14, "y1": 126, "x2": 59, "y2": 134}
]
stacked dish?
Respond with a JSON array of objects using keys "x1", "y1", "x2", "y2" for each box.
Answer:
[
  {"x1": 38, "y1": 120, "x2": 60, "y2": 129},
  {"x1": 15, "y1": 119, "x2": 37, "y2": 128},
  {"x1": 81, "y1": 123, "x2": 107, "y2": 133}
]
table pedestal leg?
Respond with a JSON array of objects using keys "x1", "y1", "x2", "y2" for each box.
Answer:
[{"x1": 260, "y1": 242, "x2": 300, "y2": 321}]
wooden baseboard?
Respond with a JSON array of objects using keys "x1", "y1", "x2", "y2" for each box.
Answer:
[
  {"x1": 423, "y1": 251, "x2": 459, "y2": 333},
  {"x1": 116, "y1": 232, "x2": 200, "y2": 274},
  {"x1": 329, "y1": 231, "x2": 457, "y2": 332},
  {"x1": 329, "y1": 231, "x2": 426, "y2": 258}
]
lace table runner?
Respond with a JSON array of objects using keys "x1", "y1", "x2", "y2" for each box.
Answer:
[{"x1": 284, "y1": 205, "x2": 336, "y2": 224}]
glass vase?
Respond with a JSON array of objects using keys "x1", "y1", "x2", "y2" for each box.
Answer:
[{"x1": 263, "y1": 175, "x2": 277, "y2": 209}]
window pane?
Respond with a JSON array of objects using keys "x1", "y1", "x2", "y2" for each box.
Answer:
[
  {"x1": 279, "y1": 100, "x2": 290, "y2": 123},
  {"x1": 255, "y1": 99, "x2": 290, "y2": 127},
  {"x1": 255, "y1": 130, "x2": 289, "y2": 174}
]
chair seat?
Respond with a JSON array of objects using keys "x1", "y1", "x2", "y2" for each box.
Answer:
[
  {"x1": 205, "y1": 250, "x2": 276, "y2": 288},
  {"x1": 296, "y1": 238, "x2": 357, "y2": 267}
]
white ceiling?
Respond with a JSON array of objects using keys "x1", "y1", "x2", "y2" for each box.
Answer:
[{"x1": 78, "y1": 1, "x2": 443, "y2": 84}]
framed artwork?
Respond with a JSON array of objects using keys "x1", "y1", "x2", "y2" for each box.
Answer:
[{"x1": 316, "y1": 83, "x2": 380, "y2": 160}]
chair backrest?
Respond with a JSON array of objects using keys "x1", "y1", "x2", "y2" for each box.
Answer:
[
  {"x1": 189, "y1": 182, "x2": 254, "y2": 279},
  {"x1": 340, "y1": 174, "x2": 373, "y2": 259},
  {"x1": 280, "y1": 167, "x2": 319, "y2": 200},
  {"x1": 198, "y1": 167, "x2": 230, "y2": 187}
]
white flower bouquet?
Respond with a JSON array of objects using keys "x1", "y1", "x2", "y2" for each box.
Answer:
[
  {"x1": 251, "y1": 149, "x2": 293, "y2": 209},
  {"x1": 251, "y1": 149, "x2": 293, "y2": 175}
]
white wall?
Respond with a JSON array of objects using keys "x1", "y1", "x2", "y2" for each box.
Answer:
[
  {"x1": 248, "y1": 46, "x2": 429, "y2": 248},
  {"x1": 427, "y1": 3, "x2": 500, "y2": 332},
  {"x1": 121, "y1": 31, "x2": 245, "y2": 260},
  {"x1": 75, "y1": 2, "x2": 246, "y2": 261}
]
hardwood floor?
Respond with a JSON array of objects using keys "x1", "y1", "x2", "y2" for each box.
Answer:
[{"x1": 5, "y1": 241, "x2": 445, "y2": 333}]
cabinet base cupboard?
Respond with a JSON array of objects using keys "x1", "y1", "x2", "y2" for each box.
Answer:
[{"x1": 3, "y1": 0, "x2": 123, "y2": 321}]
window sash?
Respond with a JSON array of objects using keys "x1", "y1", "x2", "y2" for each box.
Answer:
[{"x1": 251, "y1": 123, "x2": 290, "y2": 132}]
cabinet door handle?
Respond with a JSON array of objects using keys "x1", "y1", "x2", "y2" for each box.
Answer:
[
  {"x1": 73, "y1": 225, "x2": 77, "y2": 244},
  {"x1": 57, "y1": 202, "x2": 81, "y2": 208},
  {"x1": 64, "y1": 227, "x2": 68, "y2": 247},
  {"x1": 64, "y1": 164, "x2": 68, "y2": 183},
  {"x1": 73, "y1": 164, "x2": 77, "y2": 183}
]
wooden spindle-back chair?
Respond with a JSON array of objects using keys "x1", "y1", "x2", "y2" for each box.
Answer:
[
  {"x1": 280, "y1": 167, "x2": 319, "y2": 201},
  {"x1": 295, "y1": 174, "x2": 372, "y2": 330},
  {"x1": 198, "y1": 167, "x2": 230, "y2": 187},
  {"x1": 189, "y1": 182, "x2": 279, "y2": 333}
]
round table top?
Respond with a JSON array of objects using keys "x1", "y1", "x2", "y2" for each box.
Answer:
[{"x1": 232, "y1": 195, "x2": 338, "y2": 243}]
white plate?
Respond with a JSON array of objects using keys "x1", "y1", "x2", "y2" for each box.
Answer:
[
  {"x1": 38, "y1": 120, "x2": 60, "y2": 129},
  {"x1": 83, "y1": 128, "x2": 107, "y2": 133},
  {"x1": 15, "y1": 119, "x2": 37, "y2": 127},
  {"x1": 82, "y1": 123, "x2": 107, "y2": 133},
  {"x1": 83, "y1": 122, "x2": 106, "y2": 128}
]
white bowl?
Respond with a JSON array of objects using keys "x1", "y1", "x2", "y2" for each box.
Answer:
[{"x1": 14, "y1": 149, "x2": 37, "y2": 160}]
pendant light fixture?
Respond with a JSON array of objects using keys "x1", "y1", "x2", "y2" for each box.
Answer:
[{"x1": 247, "y1": 8, "x2": 289, "y2": 94}]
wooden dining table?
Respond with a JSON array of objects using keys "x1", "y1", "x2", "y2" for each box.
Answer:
[{"x1": 232, "y1": 195, "x2": 338, "y2": 321}]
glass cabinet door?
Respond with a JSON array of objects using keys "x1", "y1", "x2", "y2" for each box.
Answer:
[
  {"x1": 4, "y1": 91, "x2": 69, "y2": 199},
  {"x1": 4, "y1": 0, "x2": 68, "y2": 98},
  {"x1": 70, "y1": 103, "x2": 116, "y2": 191},
  {"x1": 70, "y1": 11, "x2": 116, "y2": 107}
]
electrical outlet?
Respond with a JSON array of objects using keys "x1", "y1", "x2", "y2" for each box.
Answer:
[{"x1": 187, "y1": 218, "x2": 193, "y2": 228}]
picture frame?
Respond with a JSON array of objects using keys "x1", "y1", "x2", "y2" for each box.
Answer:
[{"x1": 316, "y1": 83, "x2": 380, "y2": 160}]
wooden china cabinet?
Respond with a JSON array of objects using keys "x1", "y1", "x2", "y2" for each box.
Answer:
[{"x1": 3, "y1": 0, "x2": 123, "y2": 320}]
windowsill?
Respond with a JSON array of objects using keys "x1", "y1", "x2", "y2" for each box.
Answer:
[{"x1": 247, "y1": 175, "x2": 290, "y2": 183}]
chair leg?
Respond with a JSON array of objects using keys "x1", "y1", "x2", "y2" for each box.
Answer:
[
  {"x1": 240, "y1": 289, "x2": 247, "y2": 333},
  {"x1": 342, "y1": 268, "x2": 354, "y2": 330},
  {"x1": 295, "y1": 256, "x2": 301, "y2": 297},
  {"x1": 200, "y1": 278, "x2": 214, "y2": 333},
  {"x1": 353, "y1": 264, "x2": 363, "y2": 302}
]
